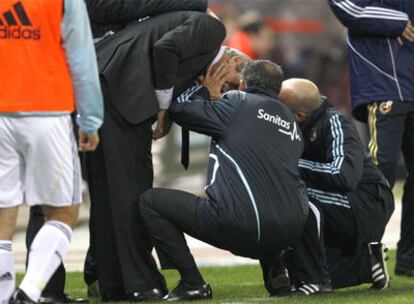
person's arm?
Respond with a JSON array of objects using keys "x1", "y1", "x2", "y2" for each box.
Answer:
[
  {"x1": 62, "y1": 0, "x2": 103, "y2": 150},
  {"x1": 170, "y1": 85, "x2": 242, "y2": 138},
  {"x1": 299, "y1": 113, "x2": 364, "y2": 192},
  {"x1": 328, "y1": 0, "x2": 409, "y2": 37},
  {"x1": 153, "y1": 12, "x2": 226, "y2": 109},
  {"x1": 87, "y1": 0, "x2": 208, "y2": 25}
]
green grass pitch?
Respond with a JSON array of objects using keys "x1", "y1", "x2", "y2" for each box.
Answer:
[{"x1": 19, "y1": 250, "x2": 414, "y2": 303}]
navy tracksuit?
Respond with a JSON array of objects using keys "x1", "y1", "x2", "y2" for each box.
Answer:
[
  {"x1": 290, "y1": 100, "x2": 394, "y2": 288},
  {"x1": 329, "y1": 0, "x2": 414, "y2": 269},
  {"x1": 140, "y1": 85, "x2": 309, "y2": 275}
]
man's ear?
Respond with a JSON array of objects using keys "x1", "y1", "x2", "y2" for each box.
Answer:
[
  {"x1": 230, "y1": 56, "x2": 242, "y2": 64},
  {"x1": 239, "y1": 79, "x2": 246, "y2": 91},
  {"x1": 295, "y1": 112, "x2": 308, "y2": 123}
]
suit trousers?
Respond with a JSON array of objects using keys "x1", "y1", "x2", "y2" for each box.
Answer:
[
  {"x1": 86, "y1": 105, "x2": 165, "y2": 298},
  {"x1": 139, "y1": 188, "x2": 207, "y2": 273}
]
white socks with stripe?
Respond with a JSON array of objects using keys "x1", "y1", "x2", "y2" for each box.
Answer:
[
  {"x1": 19, "y1": 221, "x2": 72, "y2": 302},
  {"x1": 0, "y1": 241, "x2": 15, "y2": 304}
]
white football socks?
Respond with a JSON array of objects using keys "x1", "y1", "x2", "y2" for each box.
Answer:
[
  {"x1": 19, "y1": 221, "x2": 72, "y2": 302},
  {"x1": 0, "y1": 241, "x2": 15, "y2": 304}
]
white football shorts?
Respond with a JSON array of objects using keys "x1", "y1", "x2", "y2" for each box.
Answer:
[{"x1": 0, "y1": 115, "x2": 82, "y2": 208}]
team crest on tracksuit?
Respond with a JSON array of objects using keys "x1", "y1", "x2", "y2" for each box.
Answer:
[
  {"x1": 309, "y1": 127, "x2": 318, "y2": 142},
  {"x1": 379, "y1": 101, "x2": 393, "y2": 115}
]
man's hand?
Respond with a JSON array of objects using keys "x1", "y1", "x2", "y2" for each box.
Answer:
[
  {"x1": 79, "y1": 131, "x2": 100, "y2": 152},
  {"x1": 398, "y1": 21, "x2": 414, "y2": 45},
  {"x1": 202, "y1": 62, "x2": 230, "y2": 100},
  {"x1": 153, "y1": 110, "x2": 172, "y2": 140}
]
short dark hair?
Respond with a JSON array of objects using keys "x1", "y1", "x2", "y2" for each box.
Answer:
[{"x1": 241, "y1": 60, "x2": 284, "y2": 94}]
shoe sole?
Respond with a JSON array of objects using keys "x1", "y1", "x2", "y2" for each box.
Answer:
[{"x1": 167, "y1": 294, "x2": 212, "y2": 302}]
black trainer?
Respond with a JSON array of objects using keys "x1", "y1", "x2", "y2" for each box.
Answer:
[
  {"x1": 369, "y1": 242, "x2": 390, "y2": 290},
  {"x1": 9, "y1": 289, "x2": 37, "y2": 304},
  {"x1": 167, "y1": 282, "x2": 212, "y2": 301},
  {"x1": 293, "y1": 282, "x2": 322, "y2": 296}
]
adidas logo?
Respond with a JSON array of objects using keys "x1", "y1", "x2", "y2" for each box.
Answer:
[
  {"x1": 0, "y1": 272, "x2": 13, "y2": 281},
  {"x1": 0, "y1": 1, "x2": 41, "y2": 40}
]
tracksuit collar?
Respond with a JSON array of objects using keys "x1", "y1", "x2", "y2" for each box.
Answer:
[
  {"x1": 244, "y1": 86, "x2": 280, "y2": 100},
  {"x1": 300, "y1": 96, "x2": 331, "y2": 132}
]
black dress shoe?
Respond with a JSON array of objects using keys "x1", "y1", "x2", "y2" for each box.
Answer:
[
  {"x1": 39, "y1": 294, "x2": 88, "y2": 304},
  {"x1": 128, "y1": 288, "x2": 167, "y2": 302},
  {"x1": 9, "y1": 289, "x2": 36, "y2": 304},
  {"x1": 167, "y1": 282, "x2": 212, "y2": 302},
  {"x1": 265, "y1": 262, "x2": 291, "y2": 297},
  {"x1": 87, "y1": 281, "x2": 100, "y2": 298},
  {"x1": 395, "y1": 265, "x2": 414, "y2": 277}
]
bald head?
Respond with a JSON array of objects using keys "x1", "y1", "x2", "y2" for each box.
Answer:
[{"x1": 279, "y1": 78, "x2": 321, "y2": 121}]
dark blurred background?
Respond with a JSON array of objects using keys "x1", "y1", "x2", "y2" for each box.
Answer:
[{"x1": 212, "y1": 0, "x2": 351, "y2": 112}]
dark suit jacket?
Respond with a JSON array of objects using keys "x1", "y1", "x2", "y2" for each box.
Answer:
[
  {"x1": 94, "y1": 11, "x2": 226, "y2": 125},
  {"x1": 87, "y1": 0, "x2": 208, "y2": 38}
]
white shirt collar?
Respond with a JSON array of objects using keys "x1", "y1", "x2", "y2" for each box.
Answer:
[{"x1": 211, "y1": 47, "x2": 226, "y2": 66}]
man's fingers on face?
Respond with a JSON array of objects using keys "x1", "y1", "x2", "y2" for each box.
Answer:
[
  {"x1": 216, "y1": 65, "x2": 230, "y2": 81},
  {"x1": 206, "y1": 64, "x2": 214, "y2": 77},
  {"x1": 215, "y1": 61, "x2": 229, "y2": 74},
  {"x1": 221, "y1": 67, "x2": 231, "y2": 80}
]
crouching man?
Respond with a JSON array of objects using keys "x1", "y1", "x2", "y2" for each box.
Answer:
[
  {"x1": 279, "y1": 79, "x2": 394, "y2": 293},
  {"x1": 139, "y1": 61, "x2": 310, "y2": 301}
]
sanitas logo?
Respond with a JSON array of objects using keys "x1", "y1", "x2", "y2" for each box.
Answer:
[
  {"x1": 257, "y1": 108, "x2": 291, "y2": 129},
  {"x1": 0, "y1": 2, "x2": 41, "y2": 40},
  {"x1": 257, "y1": 109, "x2": 301, "y2": 142}
]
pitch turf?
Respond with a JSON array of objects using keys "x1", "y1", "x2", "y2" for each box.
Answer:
[{"x1": 20, "y1": 250, "x2": 414, "y2": 303}]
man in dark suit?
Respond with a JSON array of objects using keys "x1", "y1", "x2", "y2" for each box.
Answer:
[
  {"x1": 84, "y1": 2, "x2": 251, "y2": 302},
  {"x1": 24, "y1": 1, "x2": 214, "y2": 303}
]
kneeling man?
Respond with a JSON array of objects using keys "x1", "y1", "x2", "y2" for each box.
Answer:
[
  {"x1": 140, "y1": 61, "x2": 309, "y2": 301},
  {"x1": 280, "y1": 79, "x2": 394, "y2": 292}
]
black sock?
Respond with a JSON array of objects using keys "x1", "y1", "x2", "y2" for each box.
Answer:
[{"x1": 179, "y1": 268, "x2": 205, "y2": 287}]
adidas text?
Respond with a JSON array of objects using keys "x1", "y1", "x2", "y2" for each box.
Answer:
[{"x1": 0, "y1": 26, "x2": 40, "y2": 40}]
